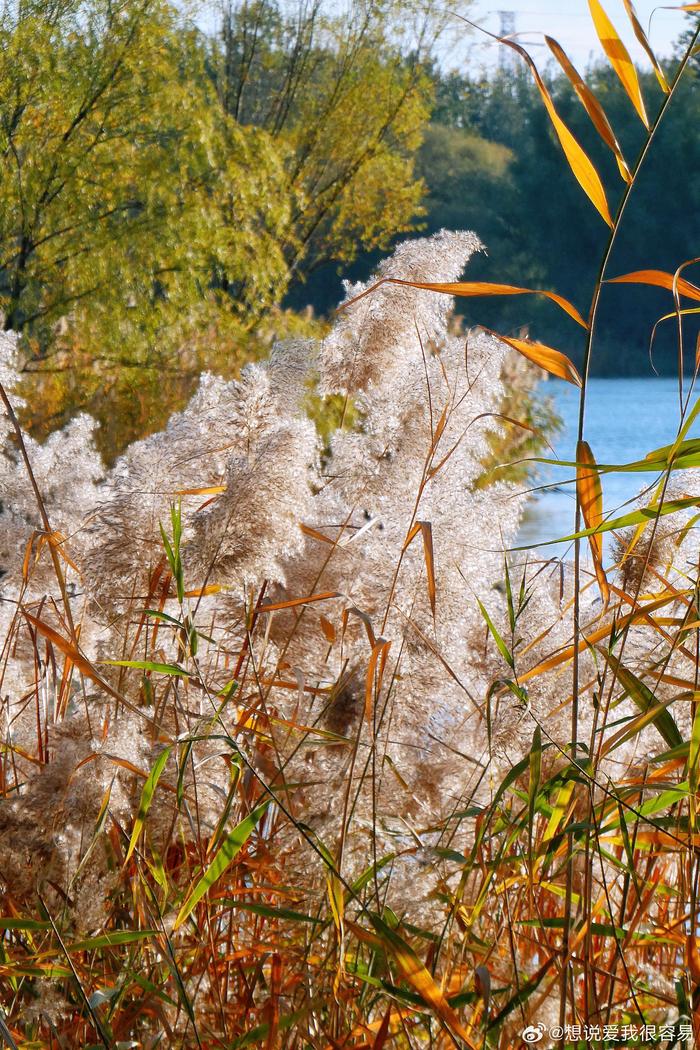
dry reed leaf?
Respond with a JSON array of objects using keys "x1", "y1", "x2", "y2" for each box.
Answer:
[
  {"x1": 299, "y1": 523, "x2": 336, "y2": 546},
  {"x1": 576, "y1": 440, "x2": 610, "y2": 605},
  {"x1": 589, "y1": 0, "x2": 649, "y2": 126},
  {"x1": 622, "y1": 0, "x2": 671, "y2": 92},
  {"x1": 688, "y1": 935, "x2": 700, "y2": 983},
  {"x1": 482, "y1": 327, "x2": 582, "y2": 386},
  {"x1": 23, "y1": 610, "x2": 119, "y2": 699},
  {"x1": 319, "y1": 615, "x2": 336, "y2": 644},
  {"x1": 546, "y1": 36, "x2": 632, "y2": 182},
  {"x1": 174, "y1": 485, "x2": 226, "y2": 496},
  {"x1": 259, "y1": 590, "x2": 340, "y2": 613},
  {"x1": 23, "y1": 611, "x2": 166, "y2": 729},
  {"x1": 519, "y1": 592, "x2": 679, "y2": 682},
  {"x1": 372, "y1": 1006, "x2": 392, "y2": 1049},
  {"x1": 343, "y1": 278, "x2": 588, "y2": 329},
  {"x1": 607, "y1": 269, "x2": 700, "y2": 300},
  {"x1": 183, "y1": 584, "x2": 220, "y2": 598},
  {"x1": 342, "y1": 606, "x2": 377, "y2": 648},
  {"x1": 364, "y1": 638, "x2": 391, "y2": 725},
  {"x1": 266, "y1": 953, "x2": 282, "y2": 1050},
  {"x1": 403, "y1": 520, "x2": 437, "y2": 616},
  {"x1": 498, "y1": 36, "x2": 613, "y2": 226}
]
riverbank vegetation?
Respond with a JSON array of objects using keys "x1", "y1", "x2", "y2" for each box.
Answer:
[{"x1": 3, "y1": 2, "x2": 700, "y2": 1048}]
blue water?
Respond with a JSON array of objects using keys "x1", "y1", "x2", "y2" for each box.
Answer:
[{"x1": 516, "y1": 377, "x2": 700, "y2": 556}]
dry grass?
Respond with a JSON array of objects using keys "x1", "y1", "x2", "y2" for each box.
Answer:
[{"x1": 3, "y1": 6, "x2": 700, "y2": 1050}]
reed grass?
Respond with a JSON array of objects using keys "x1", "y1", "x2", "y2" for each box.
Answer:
[{"x1": 2, "y1": 4, "x2": 700, "y2": 1049}]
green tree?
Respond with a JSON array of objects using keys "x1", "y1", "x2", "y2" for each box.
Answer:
[
  {"x1": 0, "y1": 0, "x2": 295, "y2": 448},
  {"x1": 213, "y1": 0, "x2": 436, "y2": 281}
]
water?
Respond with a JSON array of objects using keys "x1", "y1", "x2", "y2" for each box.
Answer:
[{"x1": 516, "y1": 377, "x2": 700, "y2": 557}]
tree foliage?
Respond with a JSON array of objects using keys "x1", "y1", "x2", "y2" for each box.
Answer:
[
  {"x1": 0, "y1": 0, "x2": 289, "y2": 348},
  {"x1": 213, "y1": 0, "x2": 435, "y2": 277},
  {"x1": 0, "y1": 0, "x2": 434, "y2": 450}
]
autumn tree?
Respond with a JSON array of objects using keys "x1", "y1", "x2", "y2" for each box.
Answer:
[
  {"x1": 0, "y1": 0, "x2": 298, "y2": 447},
  {"x1": 212, "y1": 0, "x2": 438, "y2": 282}
]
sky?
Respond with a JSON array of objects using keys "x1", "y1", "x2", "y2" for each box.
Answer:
[{"x1": 449, "y1": 0, "x2": 689, "y2": 71}]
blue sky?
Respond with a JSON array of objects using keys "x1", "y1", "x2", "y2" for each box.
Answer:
[{"x1": 452, "y1": 0, "x2": 689, "y2": 71}]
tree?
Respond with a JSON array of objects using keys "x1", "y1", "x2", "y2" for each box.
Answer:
[
  {"x1": 0, "y1": 0, "x2": 297, "y2": 449},
  {"x1": 0, "y1": 0, "x2": 442, "y2": 450},
  {"x1": 213, "y1": 0, "x2": 436, "y2": 282},
  {"x1": 0, "y1": 1, "x2": 295, "y2": 338}
]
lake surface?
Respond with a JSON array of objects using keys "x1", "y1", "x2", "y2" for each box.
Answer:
[{"x1": 516, "y1": 377, "x2": 700, "y2": 557}]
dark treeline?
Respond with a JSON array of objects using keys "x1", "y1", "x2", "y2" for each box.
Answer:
[{"x1": 296, "y1": 37, "x2": 700, "y2": 376}]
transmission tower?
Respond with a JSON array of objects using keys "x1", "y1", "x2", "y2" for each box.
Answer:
[{"x1": 497, "y1": 10, "x2": 517, "y2": 71}]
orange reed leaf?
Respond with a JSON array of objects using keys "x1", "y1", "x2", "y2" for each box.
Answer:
[
  {"x1": 607, "y1": 269, "x2": 700, "y2": 300},
  {"x1": 364, "y1": 638, "x2": 391, "y2": 725},
  {"x1": 23, "y1": 610, "x2": 163, "y2": 729},
  {"x1": 500, "y1": 35, "x2": 613, "y2": 225},
  {"x1": 319, "y1": 615, "x2": 336, "y2": 644},
  {"x1": 174, "y1": 485, "x2": 226, "y2": 496},
  {"x1": 299, "y1": 523, "x2": 336, "y2": 545},
  {"x1": 259, "y1": 591, "x2": 340, "y2": 613},
  {"x1": 342, "y1": 279, "x2": 588, "y2": 329},
  {"x1": 482, "y1": 328, "x2": 582, "y2": 386},
  {"x1": 266, "y1": 953, "x2": 282, "y2": 1050},
  {"x1": 545, "y1": 35, "x2": 632, "y2": 183},
  {"x1": 372, "y1": 1006, "x2": 392, "y2": 1049},
  {"x1": 520, "y1": 593, "x2": 679, "y2": 682},
  {"x1": 576, "y1": 440, "x2": 610, "y2": 605},
  {"x1": 183, "y1": 584, "x2": 221, "y2": 598},
  {"x1": 589, "y1": 0, "x2": 649, "y2": 126},
  {"x1": 622, "y1": 0, "x2": 671, "y2": 92},
  {"x1": 403, "y1": 520, "x2": 437, "y2": 617}
]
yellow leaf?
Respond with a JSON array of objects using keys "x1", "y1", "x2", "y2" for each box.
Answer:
[
  {"x1": 499, "y1": 36, "x2": 613, "y2": 226},
  {"x1": 589, "y1": 0, "x2": 649, "y2": 127},
  {"x1": 483, "y1": 327, "x2": 582, "y2": 386},
  {"x1": 576, "y1": 440, "x2": 610, "y2": 605},
  {"x1": 174, "y1": 485, "x2": 226, "y2": 496},
  {"x1": 622, "y1": 0, "x2": 670, "y2": 93},
  {"x1": 607, "y1": 269, "x2": 700, "y2": 301},
  {"x1": 545, "y1": 36, "x2": 632, "y2": 183}
]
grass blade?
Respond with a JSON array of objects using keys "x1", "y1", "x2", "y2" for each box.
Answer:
[
  {"x1": 602, "y1": 650, "x2": 683, "y2": 749},
  {"x1": 103, "y1": 659, "x2": 192, "y2": 678},
  {"x1": 126, "y1": 746, "x2": 172, "y2": 862},
  {"x1": 515, "y1": 494, "x2": 700, "y2": 549},
  {"x1": 174, "y1": 800, "x2": 270, "y2": 930}
]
